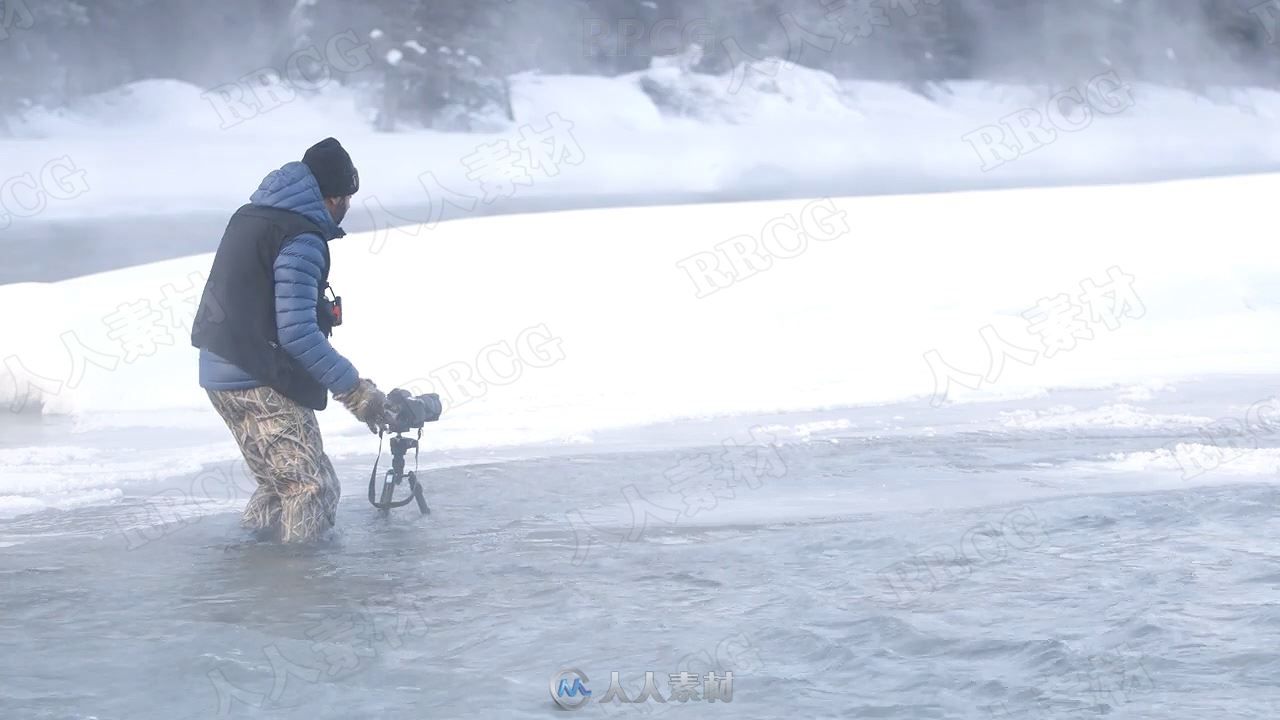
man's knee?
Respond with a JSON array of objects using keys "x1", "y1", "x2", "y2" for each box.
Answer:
[
  {"x1": 262, "y1": 428, "x2": 326, "y2": 487},
  {"x1": 277, "y1": 476, "x2": 323, "y2": 498}
]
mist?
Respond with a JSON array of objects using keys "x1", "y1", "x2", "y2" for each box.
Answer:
[
  {"x1": 8, "y1": 4, "x2": 1280, "y2": 720},
  {"x1": 3, "y1": 0, "x2": 1278, "y2": 130}
]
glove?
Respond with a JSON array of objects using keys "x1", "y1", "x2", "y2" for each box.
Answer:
[{"x1": 335, "y1": 378, "x2": 388, "y2": 434}]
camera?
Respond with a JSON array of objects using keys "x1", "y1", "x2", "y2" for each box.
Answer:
[
  {"x1": 383, "y1": 389, "x2": 443, "y2": 434},
  {"x1": 368, "y1": 389, "x2": 441, "y2": 516}
]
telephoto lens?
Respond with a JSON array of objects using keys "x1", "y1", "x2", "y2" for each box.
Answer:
[
  {"x1": 416, "y1": 393, "x2": 443, "y2": 423},
  {"x1": 384, "y1": 389, "x2": 443, "y2": 433}
]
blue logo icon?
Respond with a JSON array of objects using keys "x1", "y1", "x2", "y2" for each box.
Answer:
[
  {"x1": 551, "y1": 668, "x2": 591, "y2": 710},
  {"x1": 558, "y1": 678, "x2": 590, "y2": 697}
]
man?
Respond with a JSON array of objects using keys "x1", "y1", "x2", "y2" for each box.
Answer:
[{"x1": 191, "y1": 138, "x2": 388, "y2": 543}]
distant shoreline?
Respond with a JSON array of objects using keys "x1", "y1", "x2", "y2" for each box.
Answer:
[{"x1": 6, "y1": 166, "x2": 1276, "y2": 285}]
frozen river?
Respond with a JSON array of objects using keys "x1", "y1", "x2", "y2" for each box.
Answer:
[{"x1": 3, "y1": 378, "x2": 1280, "y2": 719}]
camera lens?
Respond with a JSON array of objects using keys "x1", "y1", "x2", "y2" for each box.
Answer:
[{"x1": 418, "y1": 394, "x2": 442, "y2": 423}]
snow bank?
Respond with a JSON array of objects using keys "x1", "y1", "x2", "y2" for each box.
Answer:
[
  {"x1": 509, "y1": 73, "x2": 667, "y2": 132},
  {"x1": 630, "y1": 59, "x2": 858, "y2": 124},
  {"x1": 4, "y1": 174, "x2": 1280, "y2": 514},
  {"x1": 4, "y1": 69, "x2": 1280, "y2": 224},
  {"x1": 5, "y1": 172, "x2": 1280, "y2": 434}
]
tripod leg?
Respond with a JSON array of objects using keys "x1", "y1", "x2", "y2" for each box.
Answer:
[
  {"x1": 379, "y1": 471, "x2": 398, "y2": 517},
  {"x1": 408, "y1": 472, "x2": 430, "y2": 515}
]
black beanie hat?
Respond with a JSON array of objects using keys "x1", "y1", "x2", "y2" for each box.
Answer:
[{"x1": 303, "y1": 137, "x2": 359, "y2": 198}]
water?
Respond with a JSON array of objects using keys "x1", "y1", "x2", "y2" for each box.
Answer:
[
  {"x1": 3, "y1": 378, "x2": 1280, "y2": 718},
  {"x1": 5, "y1": 165, "x2": 1275, "y2": 285}
]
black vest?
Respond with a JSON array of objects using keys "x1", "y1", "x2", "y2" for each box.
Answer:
[{"x1": 191, "y1": 204, "x2": 338, "y2": 410}]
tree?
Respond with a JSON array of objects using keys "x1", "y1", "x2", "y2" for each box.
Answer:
[
  {"x1": 0, "y1": 0, "x2": 88, "y2": 122},
  {"x1": 5, "y1": 0, "x2": 1280, "y2": 132}
]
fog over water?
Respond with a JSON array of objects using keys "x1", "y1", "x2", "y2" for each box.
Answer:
[
  {"x1": 6, "y1": 3, "x2": 1280, "y2": 719},
  {"x1": 4, "y1": 0, "x2": 1280, "y2": 126}
]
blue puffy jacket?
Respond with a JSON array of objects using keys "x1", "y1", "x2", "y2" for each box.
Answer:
[{"x1": 198, "y1": 162, "x2": 359, "y2": 396}]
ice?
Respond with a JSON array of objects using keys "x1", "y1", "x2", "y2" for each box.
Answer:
[
  {"x1": 0, "y1": 437, "x2": 244, "y2": 518},
  {"x1": 998, "y1": 404, "x2": 1214, "y2": 431},
  {"x1": 1090, "y1": 443, "x2": 1280, "y2": 478}
]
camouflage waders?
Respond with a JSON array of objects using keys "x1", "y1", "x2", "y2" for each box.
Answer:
[{"x1": 207, "y1": 386, "x2": 341, "y2": 543}]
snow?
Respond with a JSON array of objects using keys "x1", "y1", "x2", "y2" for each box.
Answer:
[
  {"x1": 633, "y1": 60, "x2": 859, "y2": 122},
  {"x1": 5, "y1": 60, "x2": 1280, "y2": 720},
  {"x1": 1088, "y1": 444, "x2": 1280, "y2": 478},
  {"x1": 5, "y1": 67, "x2": 1280, "y2": 517},
  {"x1": 5, "y1": 171, "x2": 1280, "y2": 437},
  {"x1": 3, "y1": 68, "x2": 1280, "y2": 221},
  {"x1": 998, "y1": 404, "x2": 1214, "y2": 431},
  {"x1": 508, "y1": 72, "x2": 667, "y2": 132}
]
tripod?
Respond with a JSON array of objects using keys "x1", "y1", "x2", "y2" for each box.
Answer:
[{"x1": 367, "y1": 432, "x2": 430, "y2": 517}]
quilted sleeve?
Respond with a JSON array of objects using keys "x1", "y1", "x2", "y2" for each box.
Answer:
[{"x1": 273, "y1": 233, "x2": 359, "y2": 395}]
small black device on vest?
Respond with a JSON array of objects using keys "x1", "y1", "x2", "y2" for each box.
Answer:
[{"x1": 320, "y1": 283, "x2": 342, "y2": 330}]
